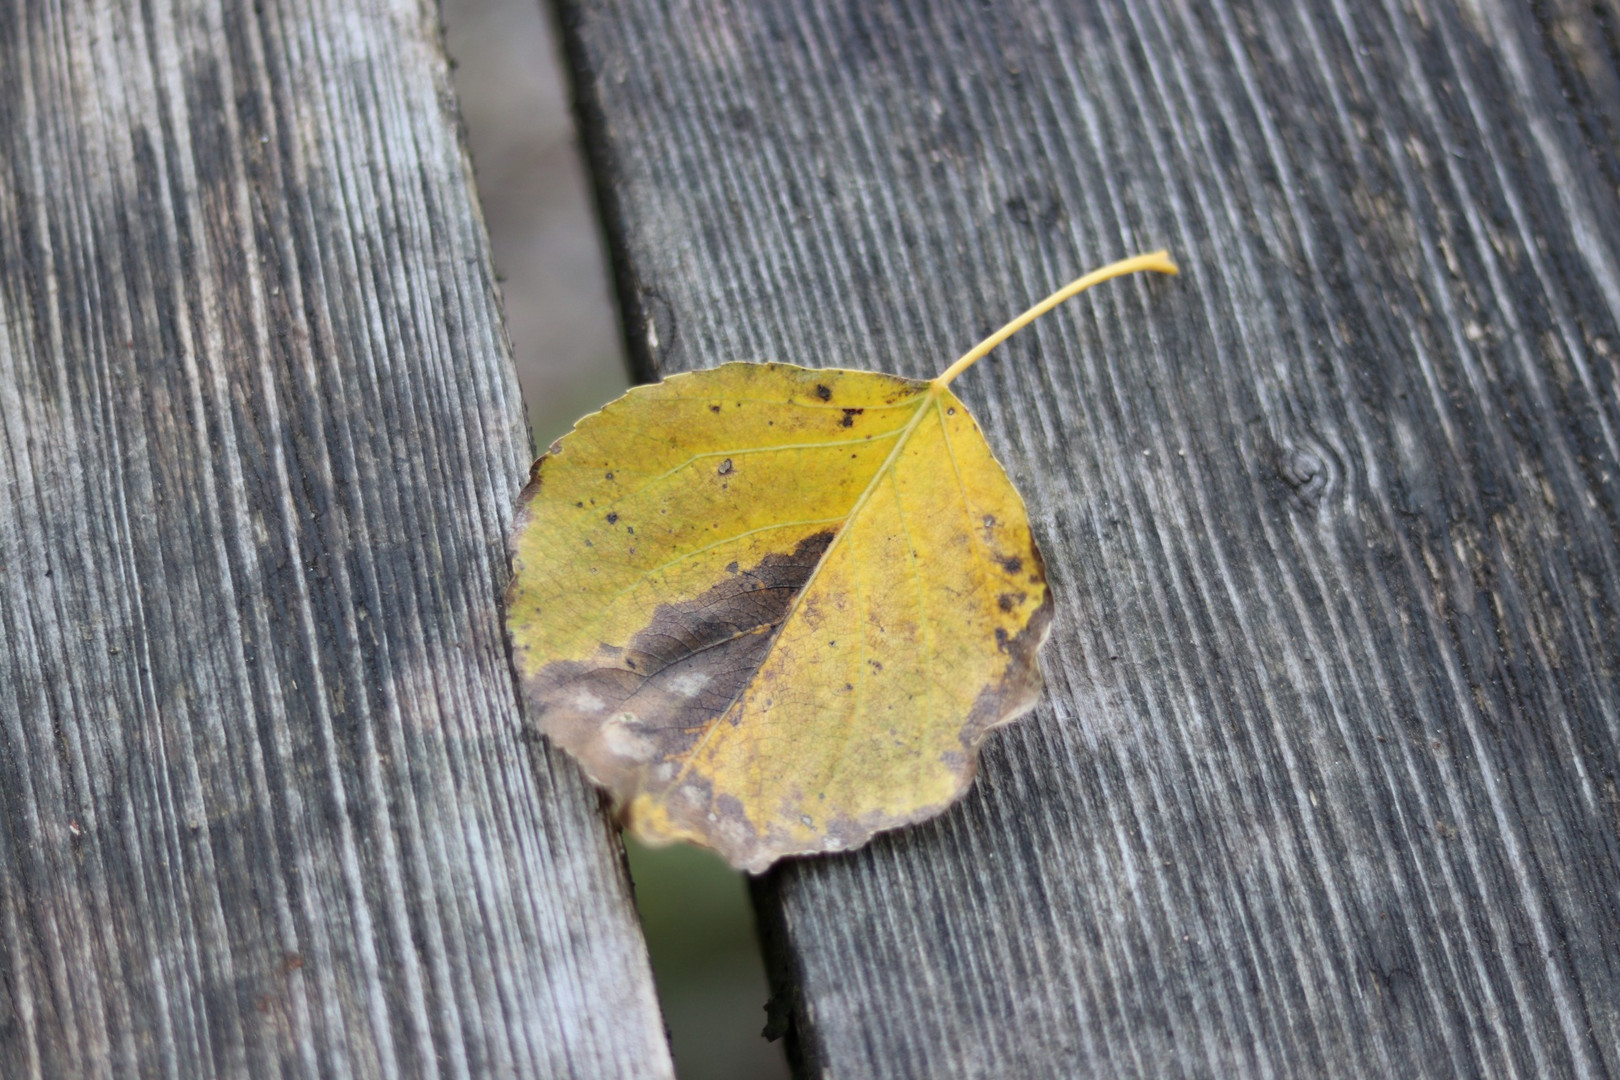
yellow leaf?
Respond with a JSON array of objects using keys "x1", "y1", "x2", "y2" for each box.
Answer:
[{"x1": 506, "y1": 252, "x2": 1177, "y2": 872}]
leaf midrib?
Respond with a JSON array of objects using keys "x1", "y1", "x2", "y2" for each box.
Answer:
[{"x1": 666, "y1": 381, "x2": 951, "y2": 791}]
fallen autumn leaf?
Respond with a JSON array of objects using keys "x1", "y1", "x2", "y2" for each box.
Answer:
[{"x1": 506, "y1": 251, "x2": 1177, "y2": 871}]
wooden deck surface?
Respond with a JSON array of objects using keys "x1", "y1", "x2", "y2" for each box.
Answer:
[
  {"x1": 554, "y1": 1, "x2": 1620, "y2": 1076},
  {"x1": 0, "y1": 0, "x2": 670, "y2": 1075},
  {"x1": 6, "y1": 0, "x2": 1620, "y2": 1076}
]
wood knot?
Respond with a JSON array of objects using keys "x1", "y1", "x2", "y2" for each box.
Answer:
[{"x1": 1276, "y1": 435, "x2": 1343, "y2": 510}]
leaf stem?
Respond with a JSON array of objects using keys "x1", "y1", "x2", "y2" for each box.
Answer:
[{"x1": 932, "y1": 250, "x2": 1178, "y2": 388}]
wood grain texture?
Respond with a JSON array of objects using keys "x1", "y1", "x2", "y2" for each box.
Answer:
[
  {"x1": 554, "y1": 1, "x2": 1620, "y2": 1076},
  {"x1": 0, "y1": 0, "x2": 672, "y2": 1075}
]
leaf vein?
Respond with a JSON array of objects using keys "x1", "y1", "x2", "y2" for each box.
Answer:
[
  {"x1": 692, "y1": 394, "x2": 927, "y2": 413},
  {"x1": 889, "y1": 465, "x2": 935, "y2": 735},
  {"x1": 608, "y1": 429, "x2": 910, "y2": 506},
  {"x1": 935, "y1": 395, "x2": 994, "y2": 602}
]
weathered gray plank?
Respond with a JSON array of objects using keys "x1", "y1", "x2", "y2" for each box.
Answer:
[
  {"x1": 554, "y1": 0, "x2": 1620, "y2": 1075},
  {"x1": 0, "y1": 0, "x2": 671, "y2": 1075}
]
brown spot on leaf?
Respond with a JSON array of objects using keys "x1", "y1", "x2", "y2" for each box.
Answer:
[
  {"x1": 840, "y1": 407, "x2": 864, "y2": 427},
  {"x1": 998, "y1": 555, "x2": 1022, "y2": 574},
  {"x1": 606, "y1": 512, "x2": 619, "y2": 525},
  {"x1": 814, "y1": 383, "x2": 832, "y2": 401},
  {"x1": 962, "y1": 565, "x2": 1052, "y2": 751},
  {"x1": 709, "y1": 404, "x2": 721, "y2": 413},
  {"x1": 998, "y1": 591, "x2": 1027, "y2": 612}
]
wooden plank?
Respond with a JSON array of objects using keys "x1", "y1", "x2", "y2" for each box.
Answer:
[
  {"x1": 0, "y1": 0, "x2": 671, "y2": 1075},
  {"x1": 554, "y1": 0, "x2": 1620, "y2": 1075}
]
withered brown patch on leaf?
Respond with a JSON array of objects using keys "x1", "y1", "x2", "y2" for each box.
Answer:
[
  {"x1": 519, "y1": 531, "x2": 836, "y2": 807},
  {"x1": 650, "y1": 539, "x2": 1051, "y2": 874},
  {"x1": 676, "y1": 549, "x2": 1058, "y2": 875},
  {"x1": 961, "y1": 551, "x2": 1053, "y2": 752}
]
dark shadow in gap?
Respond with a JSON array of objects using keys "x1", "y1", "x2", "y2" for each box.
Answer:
[{"x1": 626, "y1": 838, "x2": 791, "y2": 1080}]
